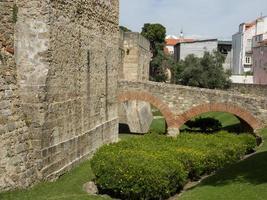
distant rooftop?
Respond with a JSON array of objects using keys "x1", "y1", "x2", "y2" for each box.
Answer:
[{"x1": 165, "y1": 38, "x2": 195, "y2": 46}]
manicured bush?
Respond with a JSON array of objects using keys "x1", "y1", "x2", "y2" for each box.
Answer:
[
  {"x1": 91, "y1": 147, "x2": 188, "y2": 199},
  {"x1": 91, "y1": 132, "x2": 256, "y2": 200},
  {"x1": 185, "y1": 117, "x2": 222, "y2": 132}
]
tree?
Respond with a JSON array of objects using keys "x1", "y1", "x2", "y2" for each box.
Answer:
[
  {"x1": 119, "y1": 26, "x2": 132, "y2": 32},
  {"x1": 149, "y1": 47, "x2": 168, "y2": 82},
  {"x1": 141, "y1": 23, "x2": 169, "y2": 82},
  {"x1": 173, "y1": 51, "x2": 231, "y2": 89},
  {"x1": 141, "y1": 23, "x2": 166, "y2": 56}
]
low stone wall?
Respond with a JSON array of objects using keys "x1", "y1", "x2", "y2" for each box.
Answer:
[{"x1": 229, "y1": 83, "x2": 267, "y2": 98}]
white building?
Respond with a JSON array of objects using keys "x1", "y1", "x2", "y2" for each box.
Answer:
[
  {"x1": 174, "y1": 39, "x2": 232, "y2": 71},
  {"x1": 165, "y1": 34, "x2": 194, "y2": 55},
  {"x1": 232, "y1": 16, "x2": 267, "y2": 75}
]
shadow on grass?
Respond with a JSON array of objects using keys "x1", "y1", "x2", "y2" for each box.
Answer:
[
  {"x1": 189, "y1": 151, "x2": 267, "y2": 190},
  {"x1": 181, "y1": 122, "x2": 254, "y2": 135}
]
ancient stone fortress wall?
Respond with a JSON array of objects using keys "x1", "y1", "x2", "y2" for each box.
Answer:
[
  {"x1": 0, "y1": 0, "x2": 119, "y2": 191},
  {"x1": 0, "y1": 0, "x2": 37, "y2": 191},
  {"x1": 118, "y1": 32, "x2": 153, "y2": 133}
]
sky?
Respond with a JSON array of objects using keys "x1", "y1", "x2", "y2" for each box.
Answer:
[{"x1": 120, "y1": 0, "x2": 267, "y2": 40}]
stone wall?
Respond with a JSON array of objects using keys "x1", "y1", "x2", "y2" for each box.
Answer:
[
  {"x1": 119, "y1": 32, "x2": 153, "y2": 133},
  {"x1": 229, "y1": 83, "x2": 267, "y2": 98},
  {"x1": 120, "y1": 32, "x2": 151, "y2": 81},
  {"x1": 16, "y1": 0, "x2": 119, "y2": 180},
  {"x1": 0, "y1": 0, "x2": 37, "y2": 191},
  {"x1": 0, "y1": 0, "x2": 119, "y2": 191}
]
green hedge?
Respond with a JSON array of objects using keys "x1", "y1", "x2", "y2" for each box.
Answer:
[{"x1": 91, "y1": 131, "x2": 256, "y2": 200}]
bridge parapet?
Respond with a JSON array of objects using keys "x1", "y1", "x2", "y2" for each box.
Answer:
[
  {"x1": 230, "y1": 83, "x2": 267, "y2": 98},
  {"x1": 118, "y1": 80, "x2": 267, "y2": 135}
]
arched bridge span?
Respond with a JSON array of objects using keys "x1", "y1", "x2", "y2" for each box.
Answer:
[{"x1": 118, "y1": 81, "x2": 266, "y2": 136}]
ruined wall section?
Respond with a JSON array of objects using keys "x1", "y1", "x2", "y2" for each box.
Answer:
[
  {"x1": 120, "y1": 32, "x2": 151, "y2": 81},
  {"x1": 119, "y1": 32, "x2": 153, "y2": 133},
  {"x1": 16, "y1": 0, "x2": 119, "y2": 180},
  {"x1": 0, "y1": 0, "x2": 37, "y2": 191}
]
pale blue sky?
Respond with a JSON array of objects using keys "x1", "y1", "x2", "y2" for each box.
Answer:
[{"x1": 120, "y1": 0, "x2": 267, "y2": 39}]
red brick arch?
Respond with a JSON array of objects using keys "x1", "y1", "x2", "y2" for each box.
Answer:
[
  {"x1": 118, "y1": 91, "x2": 176, "y2": 128},
  {"x1": 176, "y1": 103, "x2": 262, "y2": 131}
]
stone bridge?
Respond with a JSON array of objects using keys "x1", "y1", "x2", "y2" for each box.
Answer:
[{"x1": 118, "y1": 80, "x2": 267, "y2": 136}]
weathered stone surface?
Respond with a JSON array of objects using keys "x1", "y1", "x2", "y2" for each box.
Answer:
[
  {"x1": 118, "y1": 32, "x2": 153, "y2": 133},
  {"x1": 230, "y1": 83, "x2": 267, "y2": 98},
  {"x1": 83, "y1": 181, "x2": 99, "y2": 195},
  {"x1": 0, "y1": 1, "x2": 37, "y2": 191},
  {"x1": 121, "y1": 101, "x2": 153, "y2": 133},
  {"x1": 1, "y1": 0, "x2": 119, "y2": 191}
]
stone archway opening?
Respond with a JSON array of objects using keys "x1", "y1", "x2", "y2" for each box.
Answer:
[
  {"x1": 179, "y1": 111, "x2": 254, "y2": 134},
  {"x1": 176, "y1": 103, "x2": 262, "y2": 136},
  {"x1": 118, "y1": 91, "x2": 177, "y2": 136}
]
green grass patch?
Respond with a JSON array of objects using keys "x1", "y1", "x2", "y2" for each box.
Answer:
[
  {"x1": 179, "y1": 128, "x2": 267, "y2": 200},
  {"x1": 0, "y1": 161, "x2": 109, "y2": 200}
]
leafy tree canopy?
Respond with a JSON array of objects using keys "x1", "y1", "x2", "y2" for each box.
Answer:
[
  {"x1": 173, "y1": 51, "x2": 231, "y2": 89},
  {"x1": 141, "y1": 23, "x2": 169, "y2": 82},
  {"x1": 141, "y1": 23, "x2": 166, "y2": 44}
]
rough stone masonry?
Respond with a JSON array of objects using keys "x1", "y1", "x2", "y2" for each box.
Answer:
[
  {"x1": 118, "y1": 32, "x2": 153, "y2": 133},
  {"x1": 118, "y1": 81, "x2": 267, "y2": 136},
  {"x1": 0, "y1": 0, "x2": 119, "y2": 191}
]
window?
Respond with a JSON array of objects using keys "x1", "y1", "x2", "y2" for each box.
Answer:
[{"x1": 245, "y1": 56, "x2": 252, "y2": 65}]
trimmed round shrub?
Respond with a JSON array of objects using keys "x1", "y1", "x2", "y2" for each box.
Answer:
[
  {"x1": 91, "y1": 131, "x2": 257, "y2": 200},
  {"x1": 185, "y1": 117, "x2": 222, "y2": 132},
  {"x1": 91, "y1": 147, "x2": 188, "y2": 199}
]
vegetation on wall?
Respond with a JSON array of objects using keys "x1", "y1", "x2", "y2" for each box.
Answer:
[{"x1": 12, "y1": 4, "x2": 18, "y2": 23}]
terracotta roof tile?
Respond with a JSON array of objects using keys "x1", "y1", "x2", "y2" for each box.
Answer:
[{"x1": 165, "y1": 38, "x2": 195, "y2": 46}]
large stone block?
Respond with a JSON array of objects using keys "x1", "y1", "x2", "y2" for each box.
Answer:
[{"x1": 120, "y1": 101, "x2": 153, "y2": 133}]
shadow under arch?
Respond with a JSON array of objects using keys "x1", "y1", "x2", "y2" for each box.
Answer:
[
  {"x1": 176, "y1": 103, "x2": 262, "y2": 134},
  {"x1": 118, "y1": 91, "x2": 176, "y2": 128}
]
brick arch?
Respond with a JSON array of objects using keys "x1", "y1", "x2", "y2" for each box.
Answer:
[
  {"x1": 118, "y1": 91, "x2": 176, "y2": 128},
  {"x1": 176, "y1": 103, "x2": 262, "y2": 131}
]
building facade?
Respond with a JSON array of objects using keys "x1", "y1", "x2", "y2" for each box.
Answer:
[
  {"x1": 165, "y1": 35, "x2": 194, "y2": 55},
  {"x1": 174, "y1": 39, "x2": 232, "y2": 70},
  {"x1": 232, "y1": 16, "x2": 267, "y2": 75},
  {"x1": 253, "y1": 40, "x2": 267, "y2": 84}
]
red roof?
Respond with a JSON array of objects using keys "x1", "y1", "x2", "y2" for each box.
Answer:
[
  {"x1": 259, "y1": 39, "x2": 267, "y2": 46},
  {"x1": 165, "y1": 38, "x2": 195, "y2": 46}
]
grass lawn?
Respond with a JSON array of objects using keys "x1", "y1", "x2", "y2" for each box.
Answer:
[
  {"x1": 179, "y1": 128, "x2": 267, "y2": 200},
  {"x1": 1, "y1": 112, "x2": 266, "y2": 200},
  {"x1": 0, "y1": 160, "x2": 109, "y2": 200}
]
